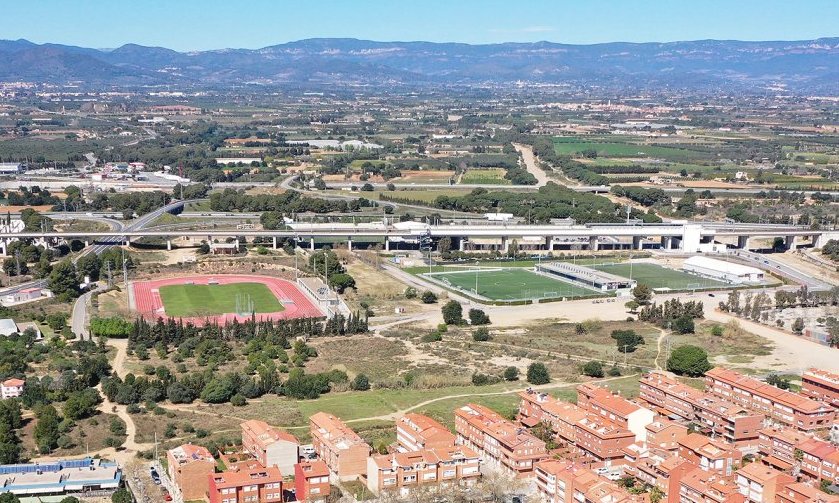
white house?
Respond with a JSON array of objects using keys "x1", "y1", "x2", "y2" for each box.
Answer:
[{"x1": 1, "y1": 378, "x2": 24, "y2": 399}]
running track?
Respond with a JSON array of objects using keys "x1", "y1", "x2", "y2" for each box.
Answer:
[{"x1": 131, "y1": 275, "x2": 324, "y2": 325}]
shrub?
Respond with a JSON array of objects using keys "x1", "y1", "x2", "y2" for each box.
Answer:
[
  {"x1": 503, "y1": 366, "x2": 520, "y2": 381},
  {"x1": 527, "y1": 363, "x2": 551, "y2": 385},
  {"x1": 472, "y1": 327, "x2": 490, "y2": 342},
  {"x1": 421, "y1": 290, "x2": 437, "y2": 304},
  {"x1": 607, "y1": 365, "x2": 622, "y2": 377},
  {"x1": 582, "y1": 361, "x2": 604, "y2": 378},
  {"x1": 442, "y1": 300, "x2": 463, "y2": 325},
  {"x1": 404, "y1": 287, "x2": 417, "y2": 299},
  {"x1": 468, "y1": 308, "x2": 491, "y2": 325},
  {"x1": 471, "y1": 373, "x2": 490, "y2": 386},
  {"x1": 351, "y1": 374, "x2": 370, "y2": 391},
  {"x1": 421, "y1": 332, "x2": 442, "y2": 343},
  {"x1": 230, "y1": 394, "x2": 247, "y2": 406},
  {"x1": 711, "y1": 325, "x2": 724, "y2": 337}
]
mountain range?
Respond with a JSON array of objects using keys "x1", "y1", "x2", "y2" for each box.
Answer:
[{"x1": 0, "y1": 37, "x2": 837, "y2": 93}]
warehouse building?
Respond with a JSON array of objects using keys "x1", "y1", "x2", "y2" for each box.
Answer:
[
  {"x1": 535, "y1": 261, "x2": 636, "y2": 291},
  {"x1": 682, "y1": 256, "x2": 764, "y2": 284}
]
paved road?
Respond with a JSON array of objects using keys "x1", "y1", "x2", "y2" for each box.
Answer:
[
  {"x1": 70, "y1": 287, "x2": 96, "y2": 339},
  {"x1": 729, "y1": 249, "x2": 833, "y2": 291}
]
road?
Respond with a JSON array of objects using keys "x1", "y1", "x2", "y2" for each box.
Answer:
[
  {"x1": 729, "y1": 249, "x2": 834, "y2": 291},
  {"x1": 512, "y1": 142, "x2": 549, "y2": 187},
  {"x1": 71, "y1": 287, "x2": 96, "y2": 339}
]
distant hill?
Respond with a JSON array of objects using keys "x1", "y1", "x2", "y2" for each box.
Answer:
[{"x1": 0, "y1": 37, "x2": 837, "y2": 93}]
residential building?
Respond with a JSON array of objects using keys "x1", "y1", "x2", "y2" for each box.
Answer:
[
  {"x1": 166, "y1": 444, "x2": 215, "y2": 502},
  {"x1": 776, "y1": 482, "x2": 839, "y2": 503},
  {"x1": 517, "y1": 389, "x2": 587, "y2": 445},
  {"x1": 644, "y1": 419, "x2": 689, "y2": 453},
  {"x1": 735, "y1": 462, "x2": 795, "y2": 503},
  {"x1": 757, "y1": 427, "x2": 809, "y2": 473},
  {"x1": 241, "y1": 419, "x2": 300, "y2": 474},
  {"x1": 207, "y1": 466, "x2": 283, "y2": 503},
  {"x1": 635, "y1": 456, "x2": 697, "y2": 503},
  {"x1": 1, "y1": 378, "x2": 24, "y2": 399},
  {"x1": 797, "y1": 438, "x2": 839, "y2": 484},
  {"x1": 309, "y1": 412, "x2": 371, "y2": 481},
  {"x1": 705, "y1": 367, "x2": 835, "y2": 432},
  {"x1": 576, "y1": 382, "x2": 655, "y2": 442},
  {"x1": 801, "y1": 368, "x2": 839, "y2": 409},
  {"x1": 294, "y1": 461, "x2": 330, "y2": 502},
  {"x1": 454, "y1": 403, "x2": 547, "y2": 478},
  {"x1": 679, "y1": 469, "x2": 744, "y2": 503},
  {"x1": 395, "y1": 413, "x2": 456, "y2": 452},
  {"x1": 678, "y1": 433, "x2": 738, "y2": 476},
  {"x1": 639, "y1": 371, "x2": 764, "y2": 447},
  {"x1": 366, "y1": 446, "x2": 481, "y2": 497},
  {"x1": 534, "y1": 459, "x2": 647, "y2": 503},
  {"x1": 573, "y1": 415, "x2": 635, "y2": 466}
]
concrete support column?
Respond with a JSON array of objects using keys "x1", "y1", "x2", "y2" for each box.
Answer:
[
  {"x1": 785, "y1": 235, "x2": 796, "y2": 250},
  {"x1": 459, "y1": 238, "x2": 465, "y2": 251},
  {"x1": 384, "y1": 239, "x2": 390, "y2": 251},
  {"x1": 84, "y1": 240, "x2": 90, "y2": 248},
  {"x1": 0, "y1": 241, "x2": 6, "y2": 257},
  {"x1": 737, "y1": 236, "x2": 750, "y2": 250},
  {"x1": 124, "y1": 237, "x2": 131, "y2": 246},
  {"x1": 632, "y1": 236, "x2": 643, "y2": 250},
  {"x1": 347, "y1": 238, "x2": 353, "y2": 251},
  {"x1": 309, "y1": 237, "x2": 315, "y2": 251},
  {"x1": 166, "y1": 240, "x2": 172, "y2": 251},
  {"x1": 234, "y1": 239, "x2": 240, "y2": 251},
  {"x1": 589, "y1": 236, "x2": 599, "y2": 251},
  {"x1": 661, "y1": 236, "x2": 672, "y2": 250},
  {"x1": 501, "y1": 236, "x2": 508, "y2": 252},
  {"x1": 272, "y1": 236, "x2": 278, "y2": 249}
]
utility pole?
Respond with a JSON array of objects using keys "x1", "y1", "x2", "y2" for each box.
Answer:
[{"x1": 122, "y1": 249, "x2": 128, "y2": 284}]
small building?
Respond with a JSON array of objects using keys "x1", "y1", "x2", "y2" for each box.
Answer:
[
  {"x1": 0, "y1": 162, "x2": 24, "y2": 175},
  {"x1": 395, "y1": 413, "x2": 456, "y2": 452},
  {"x1": 207, "y1": 466, "x2": 283, "y2": 503},
  {"x1": 682, "y1": 256, "x2": 764, "y2": 284},
  {"x1": 294, "y1": 461, "x2": 330, "y2": 502},
  {"x1": 535, "y1": 261, "x2": 636, "y2": 291},
  {"x1": 166, "y1": 443, "x2": 215, "y2": 502},
  {"x1": 309, "y1": 412, "x2": 372, "y2": 481},
  {"x1": 210, "y1": 242, "x2": 239, "y2": 255},
  {"x1": 366, "y1": 446, "x2": 481, "y2": 497},
  {"x1": 0, "y1": 458, "x2": 121, "y2": 498},
  {"x1": 2, "y1": 287, "x2": 47, "y2": 305},
  {"x1": 801, "y1": 368, "x2": 839, "y2": 410},
  {"x1": 215, "y1": 157, "x2": 263, "y2": 166},
  {"x1": 735, "y1": 462, "x2": 795, "y2": 503},
  {"x1": 1, "y1": 378, "x2": 24, "y2": 399},
  {"x1": 241, "y1": 419, "x2": 300, "y2": 475},
  {"x1": 0, "y1": 319, "x2": 18, "y2": 336}
]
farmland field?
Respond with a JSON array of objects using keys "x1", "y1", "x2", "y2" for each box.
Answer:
[
  {"x1": 591, "y1": 263, "x2": 728, "y2": 290},
  {"x1": 460, "y1": 168, "x2": 509, "y2": 185},
  {"x1": 553, "y1": 138, "x2": 705, "y2": 162},
  {"x1": 159, "y1": 282, "x2": 284, "y2": 317},
  {"x1": 425, "y1": 268, "x2": 601, "y2": 300}
]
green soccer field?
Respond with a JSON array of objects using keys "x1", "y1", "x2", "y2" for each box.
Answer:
[
  {"x1": 591, "y1": 263, "x2": 728, "y2": 290},
  {"x1": 428, "y1": 269, "x2": 600, "y2": 300},
  {"x1": 159, "y1": 282, "x2": 284, "y2": 317}
]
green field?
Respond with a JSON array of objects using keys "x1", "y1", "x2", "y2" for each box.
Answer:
[
  {"x1": 159, "y1": 283, "x2": 284, "y2": 317},
  {"x1": 426, "y1": 268, "x2": 600, "y2": 300},
  {"x1": 460, "y1": 168, "x2": 510, "y2": 185},
  {"x1": 553, "y1": 138, "x2": 705, "y2": 162},
  {"x1": 592, "y1": 263, "x2": 728, "y2": 290}
]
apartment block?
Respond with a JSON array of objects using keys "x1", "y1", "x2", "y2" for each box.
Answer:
[
  {"x1": 797, "y1": 437, "x2": 839, "y2": 483},
  {"x1": 366, "y1": 446, "x2": 481, "y2": 496},
  {"x1": 757, "y1": 427, "x2": 809, "y2": 473},
  {"x1": 678, "y1": 433, "x2": 738, "y2": 476},
  {"x1": 639, "y1": 371, "x2": 764, "y2": 447},
  {"x1": 776, "y1": 482, "x2": 839, "y2": 503},
  {"x1": 801, "y1": 368, "x2": 839, "y2": 409},
  {"x1": 534, "y1": 459, "x2": 647, "y2": 503},
  {"x1": 294, "y1": 461, "x2": 330, "y2": 502},
  {"x1": 573, "y1": 415, "x2": 635, "y2": 466},
  {"x1": 517, "y1": 389, "x2": 587, "y2": 444},
  {"x1": 241, "y1": 419, "x2": 300, "y2": 474},
  {"x1": 395, "y1": 413, "x2": 456, "y2": 452},
  {"x1": 454, "y1": 403, "x2": 547, "y2": 478},
  {"x1": 736, "y1": 462, "x2": 795, "y2": 503},
  {"x1": 705, "y1": 367, "x2": 835, "y2": 432},
  {"x1": 635, "y1": 456, "x2": 698, "y2": 503},
  {"x1": 309, "y1": 412, "x2": 372, "y2": 481},
  {"x1": 644, "y1": 419, "x2": 689, "y2": 453},
  {"x1": 166, "y1": 443, "x2": 215, "y2": 502},
  {"x1": 679, "y1": 469, "x2": 745, "y2": 503},
  {"x1": 207, "y1": 466, "x2": 283, "y2": 503},
  {"x1": 576, "y1": 382, "x2": 655, "y2": 442}
]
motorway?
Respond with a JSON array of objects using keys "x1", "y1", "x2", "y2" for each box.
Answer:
[{"x1": 729, "y1": 249, "x2": 834, "y2": 291}]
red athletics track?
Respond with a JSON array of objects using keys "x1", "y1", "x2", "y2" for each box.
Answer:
[{"x1": 131, "y1": 275, "x2": 324, "y2": 325}]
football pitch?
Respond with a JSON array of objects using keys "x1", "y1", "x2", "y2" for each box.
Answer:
[
  {"x1": 428, "y1": 269, "x2": 599, "y2": 300},
  {"x1": 591, "y1": 263, "x2": 728, "y2": 290},
  {"x1": 159, "y1": 282, "x2": 284, "y2": 317}
]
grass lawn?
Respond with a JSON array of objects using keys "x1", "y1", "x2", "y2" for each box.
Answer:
[
  {"x1": 460, "y1": 168, "x2": 510, "y2": 185},
  {"x1": 592, "y1": 263, "x2": 729, "y2": 290},
  {"x1": 426, "y1": 268, "x2": 600, "y2": 300},
  {"x1": 159, "y1": 282, "x2": 284, "y2": 317}
]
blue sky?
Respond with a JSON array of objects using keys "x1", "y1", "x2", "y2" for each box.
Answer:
[{"x1": 4, "y1": 0, "x2": 838, "y2": 51}]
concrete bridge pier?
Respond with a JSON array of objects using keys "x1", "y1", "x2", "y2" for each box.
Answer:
[
  {"x1": 785, "y1": 235, "x2": 797, "y2": 250},
  {"x1": 459, "y1": 238, "x2": 466, "y2": 252},
  {"x1": 84, "y1": 240, "x2": 90, "y2": 248},
  {"x1": 309, "y1": 237, "x2": 315, "y2": 251},
  {"x1": 661, "y1": 236, "x2": 672, "y2": 250},
  {"x1": 272, "y1": 236, "x2": 278, "y2": 249},
  {"x1": 632, "y1": 236, "x2": 643, "y2": 250},
  {"x1": 737, "y1": 236, "x2": 750, "y2": 250},
  {"x1": 124, "y1": 237, "x2": 131, "y2": 246},
  {"x1": 235, "y1": 239, "x2": 240, "y2": 251},
  {"x1": 166, "y1": 240, "x2": 172, "y2": 251},
  {"x1": 589, "y1": 236, "x2": 599, "y2": 251},
  {"x1": 347, "y1": 238, "x2": 353, "y2": 251},
  {"x1": 384, "y1": 239, "x2": 390, "y2": 252}
]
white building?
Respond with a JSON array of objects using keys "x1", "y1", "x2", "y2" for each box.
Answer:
[
  {"x1": 0, "y1": 163, "x2": 24, "y2": 175},
  {"x1": 2, "y1": 287, "x2": 48, "y2": 305},
  {"x1": 682, "y1": 256, "x2": 764, "y2": 284},
  {"x1": 215, "y1": 157, "x2": 263, "y2": 166},
  {"x1": 1, "y1": 378, "x2": 24, "y2": 399}
]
